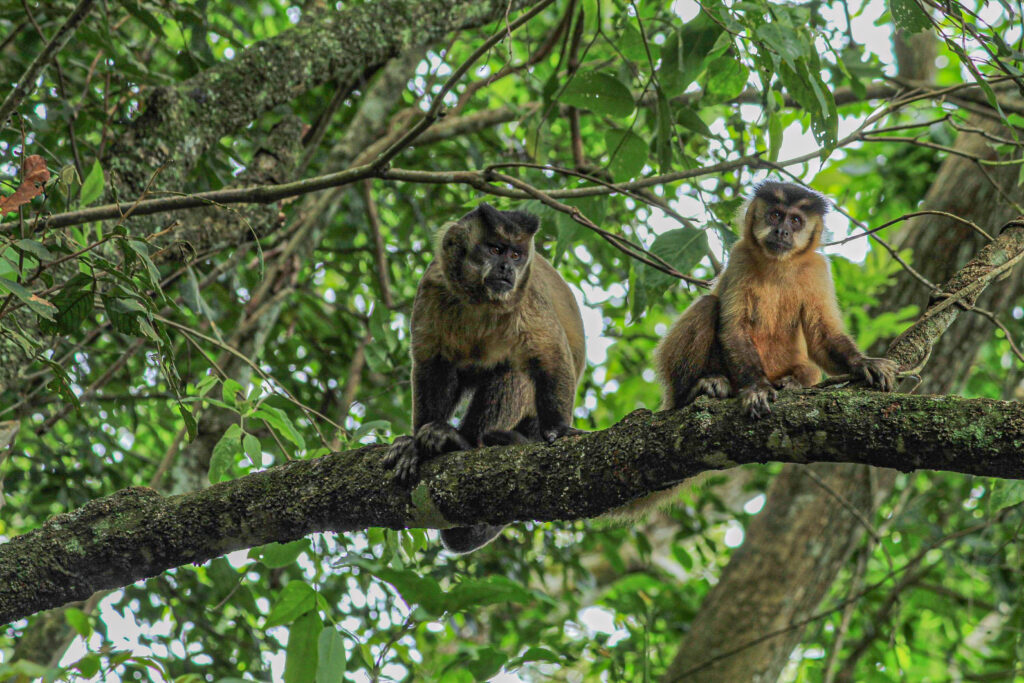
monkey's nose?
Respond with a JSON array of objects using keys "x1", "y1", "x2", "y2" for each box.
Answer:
[{"x1": 774, "y1": 227, "x2": 790, "y2": 239}]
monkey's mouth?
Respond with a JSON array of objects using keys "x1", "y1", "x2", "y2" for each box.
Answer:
[
  {"x1": 485, "y1": 276, "x2": 515, "y2": 293},
  {"x1": 762, "y1": 238, "x2": 792, "y2": 255}
]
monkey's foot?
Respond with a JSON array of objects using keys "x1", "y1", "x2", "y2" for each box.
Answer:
[
  {"x1": 739, "y1": 381, "x2": 777, "y2": 419},
  {"x1": 382, "y1": 435, "x2": 421, "y2": 486},
  {"x1": 689, "y1": 375, "x2": 731, "y2": 402},
  {"x1": 775, "y1": 375, "x2": 804, "y2": 391},
  {"x1": 851, "y1": 357, "x2": 898, "y2": 393},
  {"x1": 542, "y1": 424, "x2": 585, "y2": 444},
  {"x1": 481, "y1": 429, "x2": 531, "y2": 446}
]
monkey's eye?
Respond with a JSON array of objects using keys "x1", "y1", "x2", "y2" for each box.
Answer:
[
  {"x1": 509, "y1": 250, "x2": 522, "y2": 261},
  {"x1": 791, "y1": 215, "x2": 803, "y2": 228},
  {"x1": 770, "y1": 210, "x2": 784, "y2": 222},
  {"x1": 489, "y1": 245, "x2": 502, "y2": 256}
]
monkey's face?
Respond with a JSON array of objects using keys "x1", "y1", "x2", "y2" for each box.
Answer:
[
  {"x1": 477, "y1": 238, "x2": 532, "y2": 301},
  {"x1": 757, "y1": 204, "x2": 814, "y2": 256},
  {"x1": 746, "y1": 182, "x2": 829, "y2": 259}
]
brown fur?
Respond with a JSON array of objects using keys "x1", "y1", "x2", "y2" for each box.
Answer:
[
  {"x1": 383, "y1": 202, "x2": 585, "y2": 552},
  {"x1": 656, "y1": 182, "x2": 896, "y2": 418},
  {"x1": 630, "y1": 184, "x2": 897, "y2": 518}
]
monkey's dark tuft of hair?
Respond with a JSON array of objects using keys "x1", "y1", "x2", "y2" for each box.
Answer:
[
  {"x1": 753, "y1": 181, "x2": 831, "y2": 216},
  {"x1": 469, "y1": 202, "x2": 539, "y2": 235},
  {"x1": 503, "y1": 210, "x2": 540, "y2": 235}
]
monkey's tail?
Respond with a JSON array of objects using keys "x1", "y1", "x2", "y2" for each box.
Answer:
[
  {"x1": 654, "y1": 295, "x2": 720, "y2": 410},
  {"x1": 441, "y1": 525, "x2": 507, "y2": 553}
]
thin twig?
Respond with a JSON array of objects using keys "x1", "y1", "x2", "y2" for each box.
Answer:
[{"x1": 0, "y1": 0, "x2": 97, "y2": 128}]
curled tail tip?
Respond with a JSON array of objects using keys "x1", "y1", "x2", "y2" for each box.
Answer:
[{"x1": 440, "y1": 524, "x2": 507, "y2": 553}]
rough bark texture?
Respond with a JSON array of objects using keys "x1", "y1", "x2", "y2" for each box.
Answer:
[
  {"x1": 662, "y1": 111, "x2": 1024, "y2": 682},
  {"x1": 3, "y1": 390, "x2": 1024, "y2": 626},
  {"x1": 107, "y1": 0, "x2": 544, "y2": 198}
]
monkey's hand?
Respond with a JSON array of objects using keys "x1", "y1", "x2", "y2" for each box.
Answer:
[
  {"x1": 850, "y1": 356, "x2": 898, "y2": 393},
  {"x1": 382, "y1": 435, "x2": 420, "y2": 485},
  {"x1": 739, "y1": 380, "x2": 777, "y2": 419},
  {"x1": 542, "y1": 423, "x2": 585, "y2": 444},
  {"x1": 382, "y1": 423, "x2": 472, "y2": 486}
]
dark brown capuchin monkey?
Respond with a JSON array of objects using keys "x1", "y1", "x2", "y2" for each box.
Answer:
[{"x1": 383, "y1": 202, "x2": 586, "y2": 552}]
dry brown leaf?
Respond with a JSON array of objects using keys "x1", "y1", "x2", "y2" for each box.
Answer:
[{"x1": 0, "y1": 154, "x2": 50, "y2": 215}]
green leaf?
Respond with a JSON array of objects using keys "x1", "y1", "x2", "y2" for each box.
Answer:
[
  {"x1": 221, "y1": 378, "x2": 245, "y2": 407},
  {"x1": 128, "y1": 240, "x2": 162, "y2": 289},
  {"x1": 102, "y1": 295, "x2": 144, "y2": 335},
  {"x1": 284, "y1": 610, "x2": 321, "y2": 683},
  {"x1": 351, "y1": 419, "x2": 390, "y2": 443},
  {"x1": 178, "y1": 402, "x2": 198, "y2": 441},
  {"x1": 316, "y1": 627, "x2": 347, "y2": 682},
  {"x1": 446, "y1": 576, "x2": 536, "y2": 612},
  {"x1": 75, "y1": 654, "x2": 101, "y2": 678},
  {"x1": 675, "y1": 108, "x2": 712, "y2": 137},
  {"x1": 779, "y1": 60, "x2": 838, "y2": 149},
  {"x1": 252, "y1": 405, "x2": 306, "y2": 450},
  {"x1": 80, "y1": 160, "x2": 104, "y2": 207},
  {"x1": 467, "y1": 648, "x2": 508, "y2": 680},
  {"x1": 65, "y1": 607, "x2": 92, "y2": 638},
  {"x1": 516, "y1": 647, "x2": 563, "y2": 664},
  {"x1": 266, "y1": 581, "x2": 318, "y2": 629},
  {"x1": 39, "y1": 273, "x2": 93, "y2": 335},
  {"x1": 243, "y1": 432, "x2": 262, "y2": 466},
  {"x1": 991, "y1": 481, "x2": 1024, "y2": 511},
  {"x1": 0, "y1": 277, "x2": 56, "y2": 321},
  {"x1": 618, "y1": 24, "x2": 650, "y2": 63},
  {"x1": 558, "y1": 72, "x2": 635, "y2": 117},
  {"x1": 439, "y1": 670, "x2": 474, "y2": 683},
  {"x1": 14, "y1": 239, "x2": 54, "y2": 262},
  {"x1": 249, "y1": 539, "x2": 310, "y2": 569},
  {"x1": 658, "y1": 15, "x2": 723, "y2": 96},
  {"x1": 889, "y1": 0, "x2": 932, "y2": 33},
  {"x1": 703, "y1": 55, "x2": 749, "y2": 103},
  {"x1": 208, "y1": 424, "x2": 242, "y2": 484},
  {"x1": 768, "y1": 110, "x2": 783, "y2": 162},
  {"x1": 372, "y1": 566, "x2": 446, "y2": 616},
  {"x1": 639, "y1": 227, "x2": 710, "y2": 302},
  {"x1": 118, "y1": 0, "x2": 166, "y2": 36},
  {"x1": 655, "y1": 92, "x2": 673, "y2": 173},
  {"x1": 756, "y1": 23, "x2": 806, "y2": 67},
  {"x1": 604, "y1": 129, "x2": 648, "y2": 181}
]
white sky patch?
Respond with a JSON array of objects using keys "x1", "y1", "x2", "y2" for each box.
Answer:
[
  {"x1": 724, "y1": 520, "x2": 745, "y2": 548},
  {"x1": 744, "y1": 493, "x2": 767, "y2": 515}
]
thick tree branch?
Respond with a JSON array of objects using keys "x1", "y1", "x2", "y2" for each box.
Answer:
[
  {"x1": 2, "y1": 390, "x2": 1024, "y2": 625},
  {"x1": 106, "y1": 0, "x2": 547, "y2": 195}
]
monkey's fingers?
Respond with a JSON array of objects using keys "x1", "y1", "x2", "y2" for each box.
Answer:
[
  {"x1": 859, "y1": 358, "x2": 898, "y2": 392},
  {"x1": 739, "y1": 383, "x2": 776, "y2": 419},
  {"x1": 542, "y1": 424, "x2": 585, "y2": 444},
  {"x1": 382, "y1": 435, "x2": 414, "y2": 470},
  {"x1": 393, "y1": 452, "x2": 421, "y2": 486}
]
